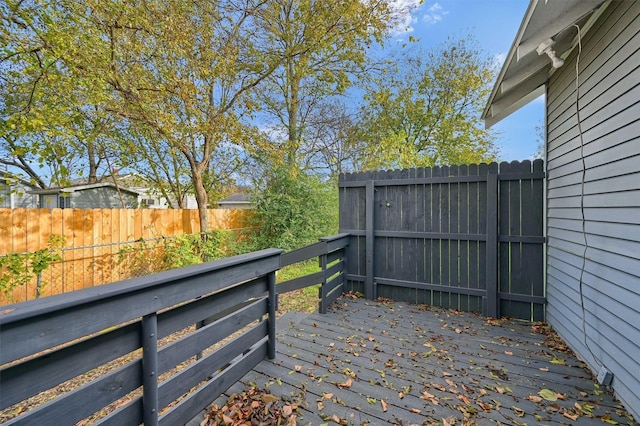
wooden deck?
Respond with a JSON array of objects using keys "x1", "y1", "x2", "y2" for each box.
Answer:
[{"x1": 196, "y1": 296, "x2": 634, "y2": 425}]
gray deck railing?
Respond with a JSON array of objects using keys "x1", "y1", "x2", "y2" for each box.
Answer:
[{"x1": 0, "y1": 234, "x2": 349, "y2": 426}]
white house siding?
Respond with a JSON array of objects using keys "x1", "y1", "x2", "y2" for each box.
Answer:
[
  {"x1": 545, "y1": 1, "x2": 640, "y2": 418},
  {"x1": 0, "y1": 182, "x2": 38, "y2": 208}
]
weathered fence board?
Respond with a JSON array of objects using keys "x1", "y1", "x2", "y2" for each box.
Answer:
[
  {"x1": 339, "y1": 160, "x2": 545, "y2": 321},
  {"x1": 0, "y1": 208, "x2": 248, "y2": 304}
]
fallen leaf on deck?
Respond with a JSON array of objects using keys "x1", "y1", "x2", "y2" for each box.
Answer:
[
  {"x1": 538, "y1": 388, "x2": 557, "y2": 401},
  {"x1": 262, "y1": 394, "x2": 280, "y2": 403},
  {"x1": 562, "y1": 410, "x2": 579, "y2": 421},
  {"x1": 381, "y1": 399, "x2": 388, "y2": 412},
  {"x1": 337, "y1": 378, "x2": 352, "y2": 389},
  {"x1": 420, "y1": 391, "x2": 439, "y2": 405},
  {"x1": 527, "y1": 395, "x2": 542, "y2": 403},
  {"x1": 512, "y1": 406, "x2": 525, "y2": 417}
]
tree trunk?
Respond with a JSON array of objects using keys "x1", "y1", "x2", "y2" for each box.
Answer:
[
  {"x1": 87, "y1": 140, "x2": 98, "y2": 183},
  {"x1": 192, "y1": 166, "x2": 209, "y2": 233},
  {"x1": 286, "y1": 59, "x2": 300, "y2": 167}
]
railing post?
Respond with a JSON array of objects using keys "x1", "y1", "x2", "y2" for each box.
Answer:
[
  {"x1": 485, "y1": 170, "x2": 499, "y2": 318},
  {"x1": 365, "y1": 180, "x2": 375, "y2": 300},
  {"x1": 141, "y1": 313, "x2": 159, "y2": 426},
  {"x1": 267, "y1": 270, "x2": 277, "y2": 360},
  {"x1": 319, "y1": 248, "x2": 329, "y2": 314}
]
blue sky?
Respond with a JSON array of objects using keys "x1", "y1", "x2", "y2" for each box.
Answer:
[{"x1": 392, "y1": 0, "x2": 544, "y2": 161}]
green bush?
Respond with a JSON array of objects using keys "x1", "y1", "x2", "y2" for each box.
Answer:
[
  {"x1": 248, "y1": 166, "x2": 338, "y2": 251},
  {"x1": 117, "y1": 230, "x2": 247, "y2": 277},
  {"x1": 0, "y1": 235, "x2": 65, "y2": 299}
]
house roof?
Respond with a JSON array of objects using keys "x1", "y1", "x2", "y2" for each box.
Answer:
[
  {"x1": 482, "y1": 0, "x2": 609, "y2": 128},
  {"x1": 29, "y1": 182, "x2": 140, "y2": 196},
  {"x1": 217, "y1": 193, "x2": 252, "y2": 205},
  {"x1": 0, "y1": 173, "x2": 39, "y2": 189}
]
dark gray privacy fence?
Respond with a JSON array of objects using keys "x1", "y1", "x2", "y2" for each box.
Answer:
[
  {"x1": 0, "y1": 234, "x2": 349, "y2": 426},
  {"x1": 339, "y1": 160, "x2": 545, "y2": 321}
]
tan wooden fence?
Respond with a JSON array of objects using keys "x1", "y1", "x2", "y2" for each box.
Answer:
[{"x1": 0, "y1": 208, "x2": 249, "y2": 304}]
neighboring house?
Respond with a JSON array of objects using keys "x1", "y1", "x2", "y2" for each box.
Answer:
[
  {"x1": 0, "y1": 175, "x2": 38, "y2": 208},
  {"x1": 483, "y1": 0, "x2": 639, "y2": 419},
  {"x1": 217, "y1": 193, "x2": 254, "y2": 210},
  {"x1": 107, "y1": 173, "x2": 199, "y2": 209},
  {"x1": 30, "y1": 182, "x2": 140, "y2": 209},
  {"x1": 71, "y1": 173, "x2": 198, "y2": 209}
]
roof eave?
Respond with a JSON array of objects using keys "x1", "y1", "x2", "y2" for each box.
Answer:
[
  {"x1": 482, "y1": 0, "x2": 608, "y2": 128},
  {"x1": 482, "y1": 0, "x2": 539, "y2": 127}
]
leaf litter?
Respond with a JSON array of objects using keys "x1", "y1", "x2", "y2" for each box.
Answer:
[{"x1": 236, "y1": 294, "x2": 638, "y2": 426}]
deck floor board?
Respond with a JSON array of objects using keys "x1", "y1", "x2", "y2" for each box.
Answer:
[{"x1": 193, "y1": 297, "x2": 634, "y2": 425}]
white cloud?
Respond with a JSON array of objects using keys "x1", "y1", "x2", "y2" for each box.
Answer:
[
  {"x1": 387, "y1": 0, "x2": 424, "y2": 34},
  {"x1": 423, "y1": 2, "x2": 449, "y2": 25},
  {"x1": 493, "y1": 52, "x2": 506, "y2": 70}
]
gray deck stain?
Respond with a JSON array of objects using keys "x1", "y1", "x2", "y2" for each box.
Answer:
[{"x1": 197, "y1": 297, "x2": 635, "y2": 425}]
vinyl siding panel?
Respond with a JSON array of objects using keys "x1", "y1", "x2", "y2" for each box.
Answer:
[
  {"x1": 69, "y1": 188, "x2": 138, "y2": 209},
  {"x1": 545, "y1": 1, "x2": 640, "y2": 419}
]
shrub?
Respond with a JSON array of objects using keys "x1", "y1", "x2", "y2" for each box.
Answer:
[{"x1": 247, "y1": 166, "x2": 338, "y2": 251}]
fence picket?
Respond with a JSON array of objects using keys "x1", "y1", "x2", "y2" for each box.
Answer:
[{"x1": 0, "y1": 208, "x2": 248, "y2": 304}]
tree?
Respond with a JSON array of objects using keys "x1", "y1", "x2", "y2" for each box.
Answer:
[
  {"x1": 2, "y1": 0, "x2": 294, "y2": 231},
  {"x1": 1, "y1": 1, "x2": 125, "y2": 188},
  {"x1": 355, "y1": 37, "x2": 498, "y2": 170},
  {"x1": 255, "y1": 0, "x2": 396, "y2": 170},
  {"x1": 298, "y1": 99, "x2": 362, "y2": 178},
  {"x1": 247, "y1": 164, "x2": 338, "y2": 251}
]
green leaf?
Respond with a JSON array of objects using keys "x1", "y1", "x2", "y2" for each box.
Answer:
[{"x1": 538, "y1": 388, "x2": 557, "y2": 401}]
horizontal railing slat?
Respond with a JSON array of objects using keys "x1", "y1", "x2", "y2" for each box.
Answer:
[
  {"x1": 325, "y1": 260, "x2": 343, "y2": 279},
  {"x1": 5, "y1": 358, "x2": 141, "y2": 426},
  {"x1": 158, "y1": 322, "x2": 268, "y2": 410},
  {"x1": 324, "y1": 283, "x2": 343, "y2": 309},
  {"x1": 157, "y1": 278, "x2": 266, "y2": 339},
  {"x1": 325, "y1": 273, "x2": 345, "y2": 295},
  {"x1": 280, "y1": 242, "x2": 325, "y2": 267},
  {"x1": 277, "y1": 271, "x2": 324, "y2": 294},
  {"x1": 159, "y1": 337, "x2": 269, "y2": 425},
  {"x1": 326, "y1": 248, "x2": 345, "y2": 264},
  {"x1": 93, "y1": 396, "x2": 142, "y2": 426},
  {"x1": 0, "y1": 322, "x2": 139, "y2": 410},
  {"x1": 158, "y1": 298, "x2": 267, "y2": 374}
]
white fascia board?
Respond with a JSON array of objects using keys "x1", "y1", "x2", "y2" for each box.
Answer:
[{"x1": 485, "y1": 85, "x2": 546, "y2": 129}]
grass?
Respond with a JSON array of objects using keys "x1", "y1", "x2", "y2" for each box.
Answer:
[{"x1": 276, "y1": 259, "x2": 321, "y2": 314}]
